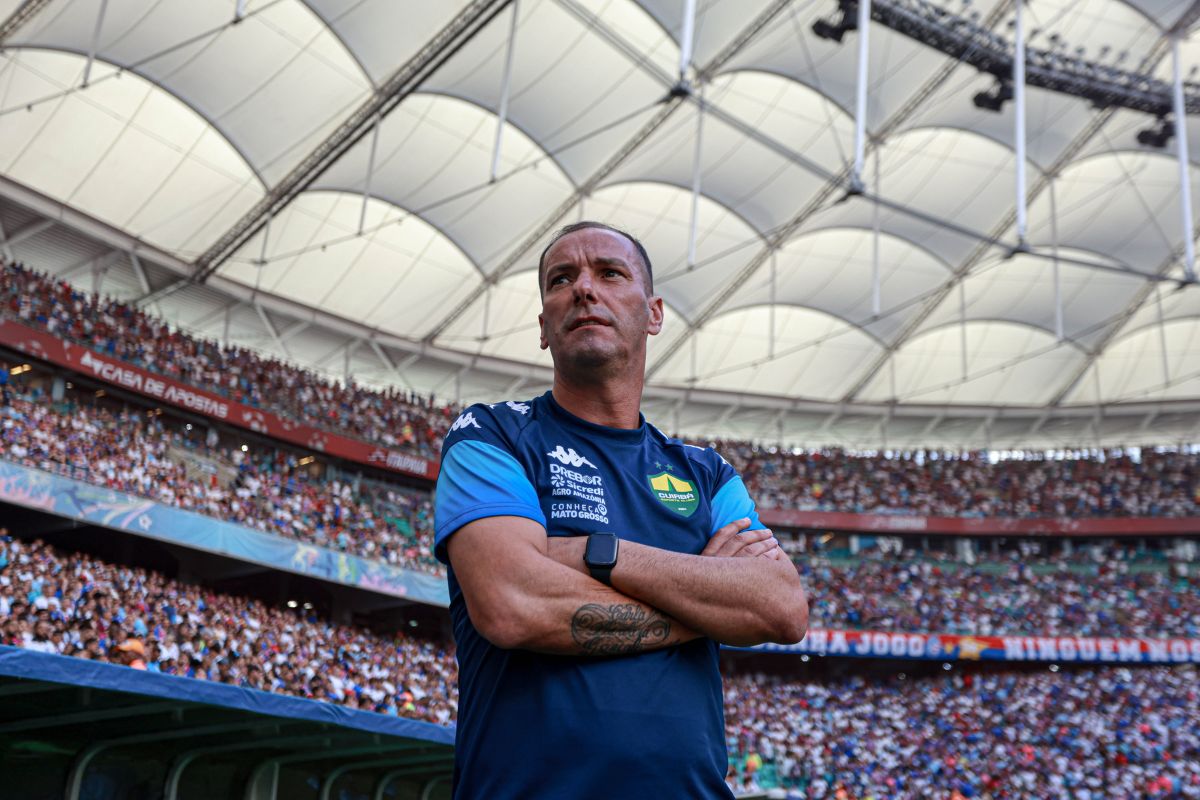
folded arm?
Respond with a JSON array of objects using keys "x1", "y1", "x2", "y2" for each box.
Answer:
[
  {"x1": 449, "y1": 515, "x2": 807, "y2": 654},
  {"x1": 549, "y1": 520, "x2": 808, "y2": 647},
  {"x1": 447, "y1": 515, "x2": 702, "y2": 655}
]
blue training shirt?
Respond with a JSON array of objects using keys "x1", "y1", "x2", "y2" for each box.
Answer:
[{"x1": 434, "y1": 391, "x2": 764, "y2": 799}]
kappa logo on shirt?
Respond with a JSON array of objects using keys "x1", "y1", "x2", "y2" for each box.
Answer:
[
  {"x1": 546, "y1": 445, "x2": 596, "y2": 469},
  {"x1": 450, "y1": 411, "x2": 482, "y2": 433}
]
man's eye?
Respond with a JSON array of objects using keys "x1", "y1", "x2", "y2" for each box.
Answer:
[
  {"x1": 604, "y1": 269, "x2": 621, "y2": 278},
  {"x1": 549, "y1": 275, "x2": 569, "y2": 286}
]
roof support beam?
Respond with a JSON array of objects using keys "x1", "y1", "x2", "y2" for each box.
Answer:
[
  {"x1": 920, "y1": 411, "x2": 945, "y2": 439},
  {"x1": 0, "y1": 218, "x2": 53, "y2": 255},
  {"x1": 128, "y1": 249, "x2": 152, "y2": 295},
  {"x1": 254, "y1": 302, "x2": 291, "y2": 358},
  {"x1": 422, "y1": 0, "x2": 798, "y2": 342},
  {"x1": 712, "y1": 403, "x2": 740, "y2": 429},
  {"x1": 57, "y1": 250, "x2": 119, "y2": 280},
  {"x1": 191, "y1": 0, "x2": 515, "y2": 284},
  {"x1": 843, "y1": 35, "x2": 1181, "y2": 405},
  {"x1": 186, "y1": 298, "x2": 242, "y2": 334},
  {"x1": 503, "y1": 373, "x2": 531, "y2": 397},
  {"x1": 369, "y1": 339, "x2": 418, "y2": 390},
  {"x1": 1048, "y1": 237, "x2": 1196, "y2": 406},
  {"x1": 647, "y1": 0, "x2": 1017, "y2": 380},
  {"x1": 80, "y1": 0, "x2": 109, "y2": 88},
  {"x1": 1026, "y1": 410, "x2": 1049, "y2": 439},
  {"x1": 1172, "y1": 34, "x2": 1196, "y2": 282},
  {"x1": 0, "y1": 0, "x2": 55, "y2": 45}
]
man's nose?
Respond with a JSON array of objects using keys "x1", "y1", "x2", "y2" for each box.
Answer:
[{"x1": 572, "y1": 270, "x2": 597, "y2": 302}]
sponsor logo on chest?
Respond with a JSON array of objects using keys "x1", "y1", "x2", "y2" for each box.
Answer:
[
  {"x1": 549, "y1": 443, "x2": 614, "y2": 525},
  {"x1": 545, "y1": 444, "x2": 608, "y2": 524}
]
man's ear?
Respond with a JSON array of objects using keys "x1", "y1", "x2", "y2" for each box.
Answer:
[
  {"x1": 646, "y1": 296, "x2": 664, "y2": 336},
  {"x1": 538, "y1": 313, "x2": 548, "y2": 350}
]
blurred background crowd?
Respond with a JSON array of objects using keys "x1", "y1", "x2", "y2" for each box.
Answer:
[
  {"x1": 3, "y1": 532, "x2": 1196, "y2": 798},
  {"x1": 5, "y1": 259, "x2": 1197, "y2": 523},
  {"x1": 4, "y1": 255, "x2": 1200, "y2": 797}
]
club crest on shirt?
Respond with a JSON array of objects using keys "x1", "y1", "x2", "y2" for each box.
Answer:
[{"x1": 647, "y1": 471, "x2": 698, "y2": 517}]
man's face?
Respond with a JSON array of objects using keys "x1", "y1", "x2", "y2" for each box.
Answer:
[{"x1": 538, "y1": 228, "x2": 663, "y2": 376}]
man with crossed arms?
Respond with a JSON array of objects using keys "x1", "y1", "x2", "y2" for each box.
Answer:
[{"x1": 434, "y1": 221, "x2": 808, "y2": 798}]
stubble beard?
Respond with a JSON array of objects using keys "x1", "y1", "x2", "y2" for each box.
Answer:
[{"x1": 552, "y1": 326, "x2": 635, "y2": 385}]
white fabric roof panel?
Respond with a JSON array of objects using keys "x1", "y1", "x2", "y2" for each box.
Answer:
[
  {"x1": 897, "y1": 73, "x2": 1098, "y2": 171},
  {"x1": 1028, "y1": 152, "x2": 1200, "y2": 275},
  {"x1": 1066, "y1": 318, "x2": 1200, "y2": 404},
  {"x1": 2, "y1": 0, "x2": 1200, "y2": 439},
  {"x1": 301, "y1": 1, "x2": 470, "y2": 86},
  {"x1": 224, "y1": 192, "x2": 480, "y2": 340},
  {"x1": 723, "y1": 1, "x2": 959, "y2": 130},
  {"x1": 310, "y1": 93, "x2": 575, "y2": 272},
  {"x1": 11, "y1": 0, "x2": 372, "y2": 184},
  {"x1": 419, "y1": 0, "x2": 675, "y2": 185},
  {"x1": 916, "y1": 249, "x2": 1146, "y2": 349},
  {"x1": 582, "y1": 181, "x2": 764, "y2": 322},
  {"x1": 606, "y1": 70, "x2": 850, "y2": 235},
  {"x1": 0, "y1": 50, "x2": 262, "y2": 255},
  {"x1": 635, "y1": 0, "x2": 781, "y2": 69},
  {"x1": 858, "y1": 322, "x2": 1086, "y2": 405},
  {"x1": 720, "y1": 227, "x2": 948, "y2": 344},
  {"x1": 804, "y1": 128, "x2": 1023, "y2": 267},
  {"x1": 654, "y1": 306, "x2": 883, "y2": 399}
]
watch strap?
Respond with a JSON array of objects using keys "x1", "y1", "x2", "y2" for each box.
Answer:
[{"x1": 588, "y1": 563, "x2": 614, "y2": 587}]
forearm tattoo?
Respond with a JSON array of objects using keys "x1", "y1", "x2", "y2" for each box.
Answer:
[{"x1": 570, "y1": 603, "x2": 671, "y2": 655}]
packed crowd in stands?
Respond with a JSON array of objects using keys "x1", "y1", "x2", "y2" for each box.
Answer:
[
  {"x1": 800, "y1": 555, "x2": 1200, "y2": 639},
  {"x1": 4, "y1": 258, "x2": 1199, "y2": 522},
  {"x1": 1, "y1": 259, "x2": 454, "y2": 458},
  {"x1": 0, "y1": 535, "x2": 456, "y2": 722},
  {"x1": 721, "y1": 443, "x2": 1200, "y2": 519},
  {"x1": 0, "y1": 387, "x2": 441, "y2": 575},
  {"x1": 6, "y1": 387, "x2": 1200, "y2": 637},
  {"x1": 724, "y1": 667, "x2": 1200, "y2": 799},
  {"x1": 2, "y1": 532, "x2": 1197, "y2": 798}
]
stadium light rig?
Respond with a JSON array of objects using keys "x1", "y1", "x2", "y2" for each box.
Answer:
[{"x1": 810, "y1": 0, "x2": 1200, "y2": 119}]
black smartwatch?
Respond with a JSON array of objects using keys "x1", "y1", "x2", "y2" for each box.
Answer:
[{"x1": 584, "y1": 533, "x2": 619, "y2": 586}]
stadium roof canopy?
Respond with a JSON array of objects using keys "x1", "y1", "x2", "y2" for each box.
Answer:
[{"x1": 2, "y1": 0, "x2": 1200, "y2": 448}]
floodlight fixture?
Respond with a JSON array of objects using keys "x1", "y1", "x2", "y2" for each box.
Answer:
[
  {"x1": 1136, "y1": 117, "x2": 1175, "y2": 149},
  {"x1": 973, "y1": 79, "x2": 1013, "y2": 112},
  {"x1": 812, "y1": 0, "x2": 858, "y2": 43}
]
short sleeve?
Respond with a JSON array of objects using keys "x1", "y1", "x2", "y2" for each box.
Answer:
[
  {"x1": 434, "y1": 408, "x2": 546, "y2": 564},
  {"x1": 708, "y1": 473, "x2": 766, "y2": 535}
]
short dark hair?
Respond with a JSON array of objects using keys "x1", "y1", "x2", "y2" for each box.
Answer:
[{"x1": 537, "y1": 221, "x2": 653, "y2": 295}]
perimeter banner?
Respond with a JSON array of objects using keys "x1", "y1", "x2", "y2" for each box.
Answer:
[
  {"x1": 749, "y1": 629, "x2": 1200, "y2": 664},
  {"x1": 0, "y1": 319, "x2": 438, "y2": 481},
  {"x1": 755, "y1": 509, "x2": 1200, "y2": 536},
  {"x1": 0, "y1": 458, "x2": 449, "y2": 606}
]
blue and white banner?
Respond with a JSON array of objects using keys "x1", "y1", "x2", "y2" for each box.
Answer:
[{"x1": 0, "y1": 458, "x2": 449, "y2": 606}]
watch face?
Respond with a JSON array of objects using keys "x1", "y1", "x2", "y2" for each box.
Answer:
[{"x1": 585, "y1": 534, "x2": 619, "y2": 567}]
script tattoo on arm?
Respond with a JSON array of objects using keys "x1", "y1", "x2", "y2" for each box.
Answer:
[{"x1": 570, "y1": 603, "x2": 672, "y2": 655}]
